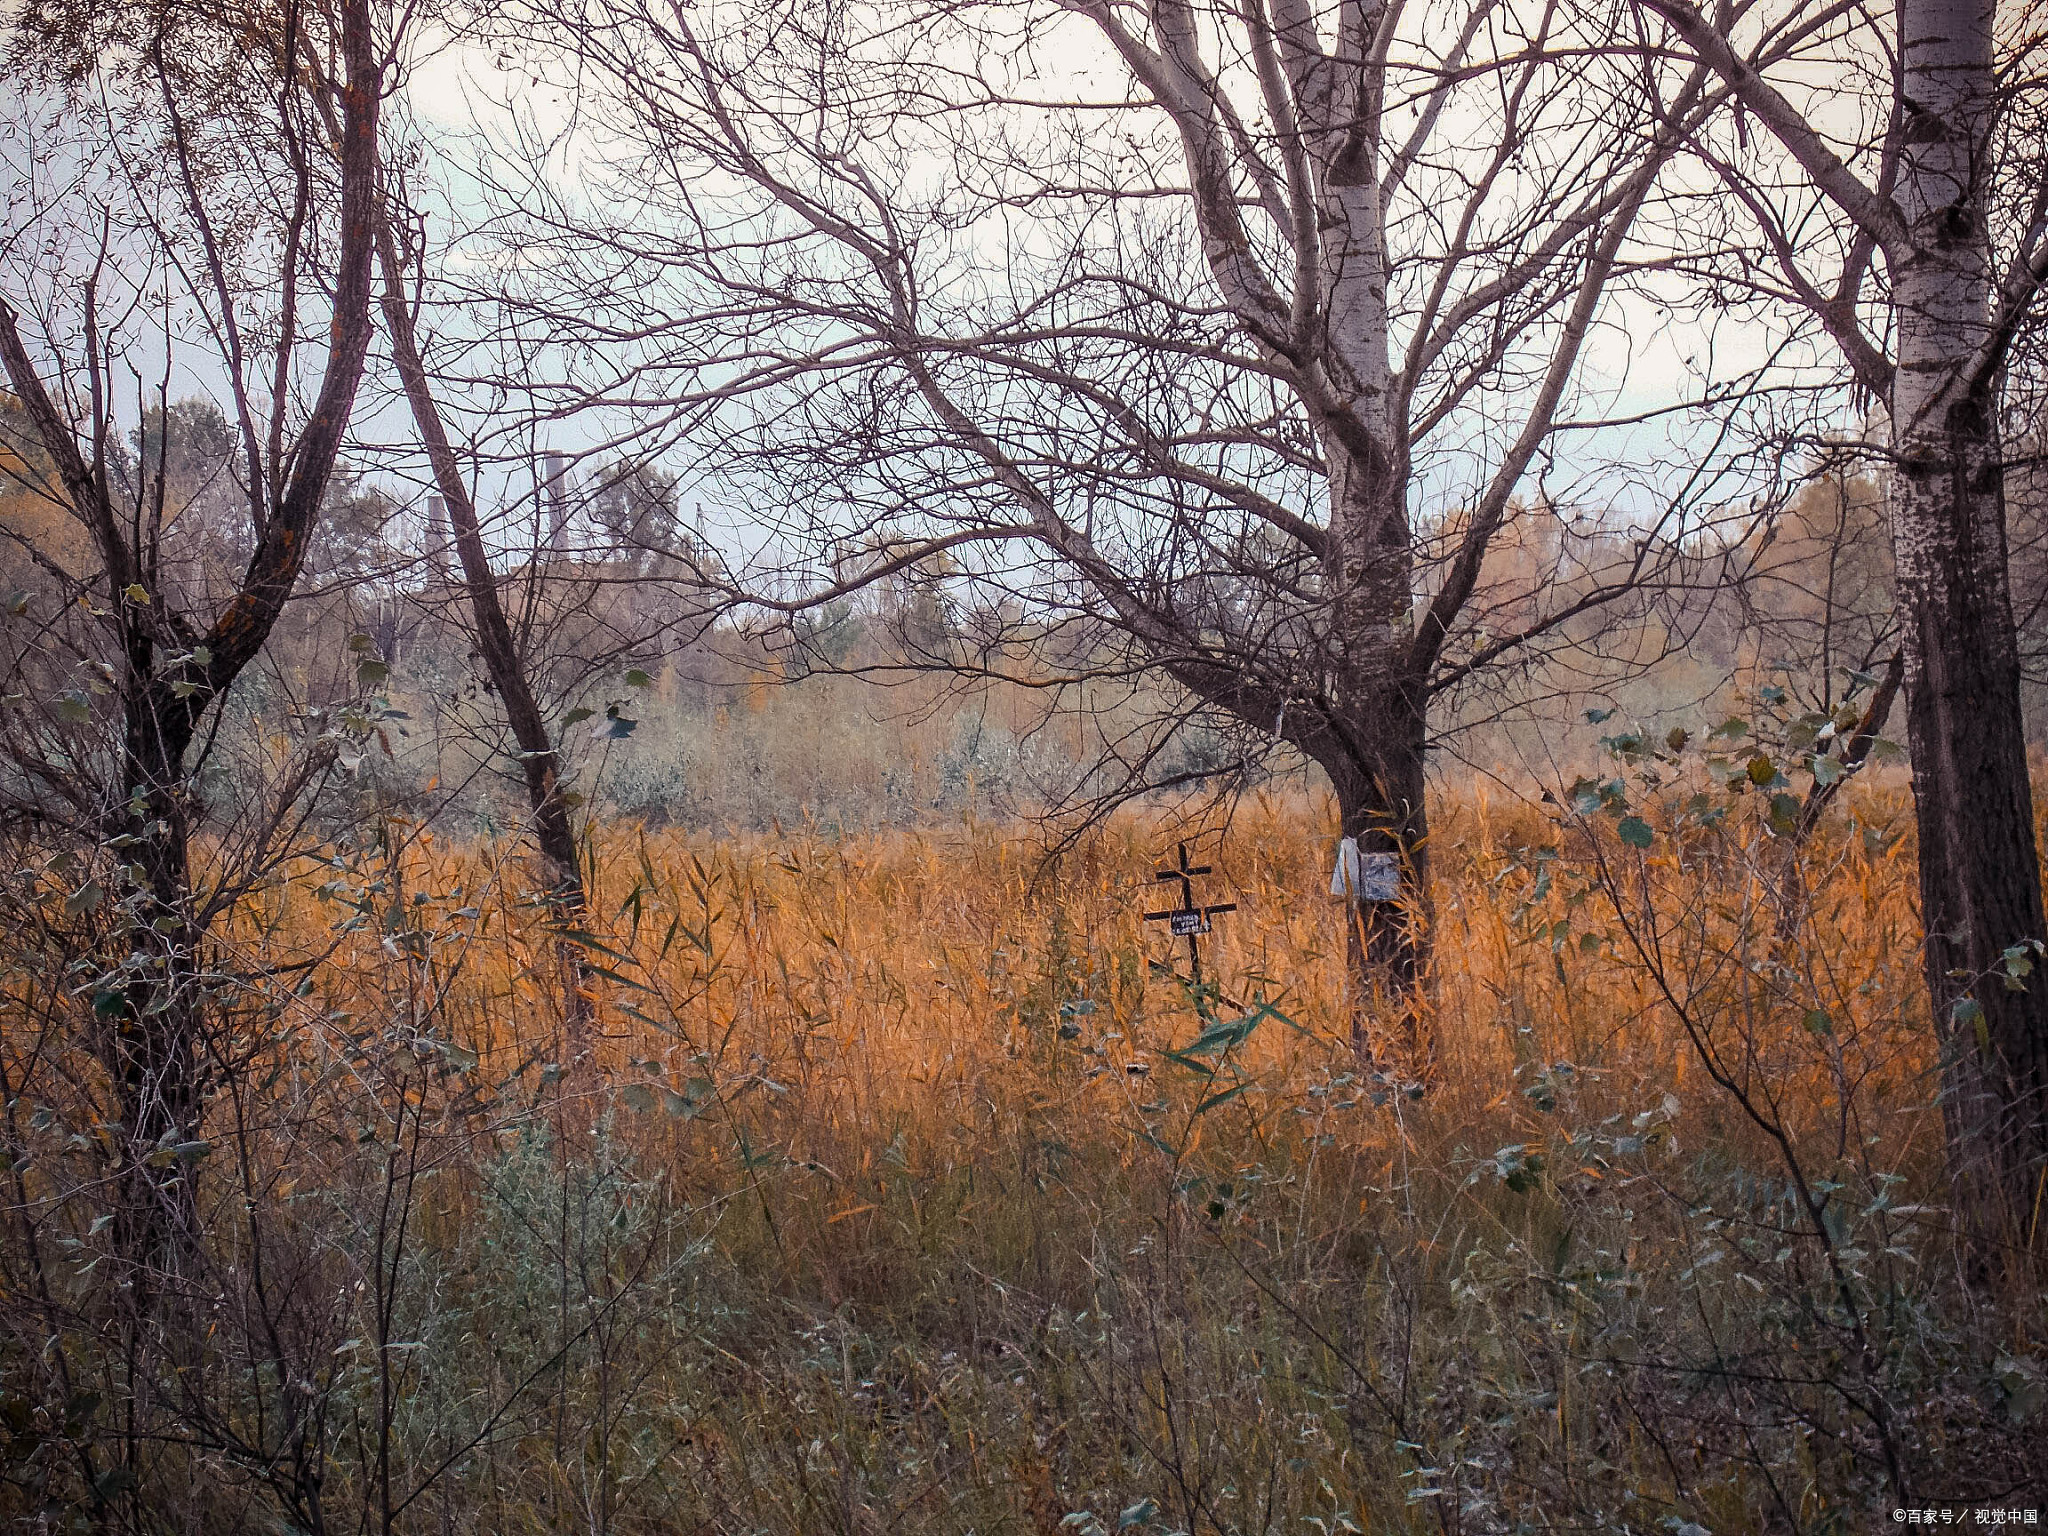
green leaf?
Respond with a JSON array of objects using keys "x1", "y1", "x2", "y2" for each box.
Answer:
[
  {"x1": 1783, "y1": 720, "x2": 1813, "y2": 753},
  {"x1": 91, "y1": 1466, "x2": 139, "y2": 1504},
  {"x1": 1996, "y1": 1354, "x2": 2045, "y2": 1424},
  {"x1": 1616, "y1": 816, "x2": 1652, "y2": 849},
  {"x1": 2002, "y1": 941, "x2": 2038, "y2": 991},
  {"x1": 624, "y1": 668, "x2": 652, "y2": 687},
  {"x1": 1566, "y1": 776, "x2": 1604, "y2": 815},
  {"x1": 1600, "y1": 730, "x2": 1644, "y2": 759},
  {"x1": 56, "y1": 689, "x2": 92, "y2": 724},
  {"x1": 581, "y1": 963, "x2": 653, "y2": 993},
  {"x1": 1166, "y1": 1003, "x2": 1279, "y2": 1066},
  {"x1": 65, "y1": 880, "x2": 104, "y2": 915},
  {"x1": 357, "y1": 659, "x2": 389, "y2": 688},
  {"x1": 1802, "y1": 1009, "x2": 1833, "y2": 1036},
  {"x1": 663, "y1": 1078, "x2": 716, "y2": 1118},
  {"x1": 1490, "y1": 1143, "x2": 1546, "y2": 1193},
  {"x1": 1194, "y1": 1082, "x2": 1253, "y2": 1115},
  {"x1": 1505, "y1": 1153, "x2": 1546, "y2": 1193},
  {"x1": 563, "y1": 706, "x2": 595, "y2": 726},
  {"x1": 1746, "y1": 755, "x2": 1777, "y2": 787},
  {"x1": 122, "y1": 583, "x2": 149, "y2": 605},
  {"x1": 619, "y1": 1082, "x2": 656, "y2": 1113}
]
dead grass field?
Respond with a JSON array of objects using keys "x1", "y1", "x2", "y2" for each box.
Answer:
[{"x1": 67, "y1": 779, "x2": 2019, "y2": 1534}]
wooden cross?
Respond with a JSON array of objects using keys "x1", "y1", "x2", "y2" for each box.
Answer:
[{"x1": 1144, "y1": 842, "x2": 1236, "y2": 985}]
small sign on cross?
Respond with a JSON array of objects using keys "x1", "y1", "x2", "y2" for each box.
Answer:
[{"x1": 1144, "y1": 842, "x2": 1236, "y2": 983}]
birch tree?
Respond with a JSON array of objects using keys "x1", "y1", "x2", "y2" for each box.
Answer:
[
  {"x1": 1638, "y1": 0, "x2": 2048, "y2": 1239},
  {"x1": 481, "y1": 0, "x2": 1764, "y2": 1062}
]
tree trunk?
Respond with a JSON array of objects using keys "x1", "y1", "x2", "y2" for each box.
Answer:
[
  {"x1": 112, "y1": 651, "x2": 204, "y2": 1275},
  {"x1": 375, "y1": 216, "x2": 593, "y2": 1039},
  {"x1": 1891, "y1": 0, "x2": 2048, "y2": 1242},
  {"x1": 0, "y1": 0, "x2": 385, "y2": 1276},
  {"x1": 1323, "y1": 711, "x2": 1431, "y2": 1073},
  {"x1": 379, "y1": 289, "x2": 587, "y2": 910},
  {"x1": 1315, "y1": 432, "x2": 1433, "y2": 1071}
]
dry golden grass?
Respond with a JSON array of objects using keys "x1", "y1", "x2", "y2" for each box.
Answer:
[
  {"x1": 257, "y1": 782, "x2": 1950, "y2": 1313},
  {"x1": 260, "y1": 783, "x2": 1945, "y2": 1224},
  {"x1": 15, "y1": 783, "x2": 2023, "y2": 1534}
]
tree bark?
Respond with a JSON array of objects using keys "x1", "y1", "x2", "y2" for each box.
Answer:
[
  {"x1": 113, "y1": 683, "x2": 204, "y2": 1267},
  {"x1": 634, "y1": 0, "x2": 1708, "y2": 1081},
  {"x1": 1314, "y1": 437, "x2": 1434, "y2": 1065},
  {"x1": 1639, "y1": 0, "x2": 2048, "y2": 1253},
  {"x1": 374, "y1": 209, "x2": 593, "y2": 1040},
  {"x1": 1318, "y1": 709, "x2": 1430, "y2": 1070},
  {"x1": 374, "y1": 221, "x2": 589, "y2": 917},
  {"x1": 1888, "y1": 0, "x2": 2048, "y2": 1239},
  {"x1": 0, "y1": 0, "x2": 385, "y2": 1269}
]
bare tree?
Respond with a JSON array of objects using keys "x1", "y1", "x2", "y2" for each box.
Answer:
[
  {"x1": 470, "y1": 0, "x2": 1784, "y2": 1061},
  {"x1": 0, "y1": 0, "x2": 392, "y2": 1257},
  {"x1": 1635, "y1": 0, "x2": 2048, "y2": 1239},
  {"x1": 356, "y1": 131, "x2": 734, "y2": 1038},
  {"x1": 376, "y1": 211, "x2": 591, "y2": 904},
  {"x1": 368, "y1": 189, "x2": 637, "y2": 1045}
]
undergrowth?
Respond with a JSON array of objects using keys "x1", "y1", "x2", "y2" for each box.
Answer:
[{"x1": 0, "y1": 788, "x2": 2041, "y2": 1532}]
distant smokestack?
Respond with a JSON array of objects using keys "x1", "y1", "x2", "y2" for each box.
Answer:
[
  {"x1": 544, "y1": 453, "x2": 571, "y2": 557},
  {"x1": 427, "y1": 494, "x2": 451, "y2": 579}
]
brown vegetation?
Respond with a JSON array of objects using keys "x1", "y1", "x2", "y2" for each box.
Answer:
[{"x1": 1, "y1": 782, "x2": 2039, "y2": 1530}]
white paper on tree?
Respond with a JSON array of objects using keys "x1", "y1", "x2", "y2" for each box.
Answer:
[{"x1": 1330, "y1": 838, "x2": 1401, "y2": 902}]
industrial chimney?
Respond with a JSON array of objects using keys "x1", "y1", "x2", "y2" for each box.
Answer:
[{"x1": 544, "y1": 453, "x2": 572, "y2": 558}]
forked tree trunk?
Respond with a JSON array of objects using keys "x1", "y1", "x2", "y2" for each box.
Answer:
[
  {"x1": 1889, "y1": 0, "x2": 2048, "y2": 1240},
  {"x1": 0, "y1": 0, "x2": 385, "y2": 1274}
]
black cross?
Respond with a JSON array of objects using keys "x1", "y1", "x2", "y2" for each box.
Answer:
[{"x1": 1144, "y1": 842, "x2": 1237, "y2": 984}]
